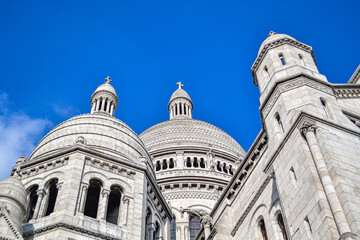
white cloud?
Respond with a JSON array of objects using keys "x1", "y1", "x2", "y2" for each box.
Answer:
[
  {"x1": 52, "y1": 103, "x2": 77, "y2": 117},
  {"x1": 0, "y1": 93, "x2": 51, "y2": 181}
]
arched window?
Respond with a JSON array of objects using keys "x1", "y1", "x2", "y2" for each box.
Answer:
[
  {"x1": 84, "y1": 179, "x2": 102, "y2": 219},
  {"x1": 162, "y1": 159, "x2": 168, "y2": 170},
  {"x1": 216, "y1": 161, "x2": 222, "y2": 171},
  {"x1": 106, "y1": 185, "x2": 121, "y2": 224},
  {"x1": 189, "y1": 216, "x2": 201, "y2": 240},
  {"x1": 264, "y1": 66, "x2": 270, "y2": 78},
  {"x1": 156, "y1": 161, "x2": 161, "y2": 171},
  {"x1": 104, "y1": 99, "x2": 108, "y2": 112},
  {"x1": 170, "y1": 217, "x2": 176, "y2": 240},
  {"x1": 153, "y1": 221, "x2": 160, "y2": 240},
  {"x1": 259, "y1": 219, "x2": 268, "y2": 240},
  {"x1": 200, "y1": 158, "x2": 205, "y2": 168},
  {"x1": 45, "y1": 178, "x2": 58, "y2": 216},
  {"x1": 145, "y1": 208, "x2": 152, "y2": 240},
  {"x1": 186, "y1": 157, "x2": 192, "y2": 167},
  {"x1": 26, "y1": 185, "x2": 39, "y2": 222},
  {"x1": 175, "y1": 104, "x2": 178, "y2": 115},
  {"x1": 169, "y1": 158, "x2": 175, "y2": 169},
  {"x1": 320, "y1": 98, "x2": 330, "y2": 118},
  {"x1": 229, "y1": 165, "x2": 234, "y2": 175},
  {"x1": 275, "y1": 113, "x2": 284, "y2": 133},
  {"x1": 179, "y1": 103, "x2": 182, "y2": 114},
  {"x1": 98, "y1": 98, "x2": 102, "y2": 111},
  {"x1": 184, "y1": 104, "x2": 187, "y2": 115},
  {"x1": 193, "y1": 157, "x2": 199, "y2": 168},
  {"x1": 299, "y1": 54, "x2": 305, "y2": 66},
  {"x1": 223, "y1": 163, "x2": 228, "y2": 173},
  {"x1": 277, "y1": 214, "x2": 288, "y2": 240},
  {"x1": 279, "y1": 54, "x2": 286, "y2": 65}
]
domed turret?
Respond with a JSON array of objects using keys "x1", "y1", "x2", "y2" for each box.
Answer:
[
  {"x1": 0, "y1": 176, "x2": 27, "y2": 237},
  {"x1": 90, "y1": 76, "x2": 118, "y2": 116},
  {"x1": 168, "y1": 82, "x2": 193, "y2": 119}
]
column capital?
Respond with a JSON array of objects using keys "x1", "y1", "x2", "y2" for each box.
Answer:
[
  {"x1": 300, "y1": 121, "x2": 316, "y2": 136},
  {"x1": 102, "y1": 189, "x2": 110, "y2": 197},
  {"x1": 82, "y1": 183, "x2": 89, "y2": 191},
  {"x1": 123, "y1": 196, "x2": 130, "y2": 205},
  {"x1": 56, "y1": 182, "x2": 63, "y2": 190},
  {"x1": 36, "y1": 189, "x2": 45, "y2": 197},
  {"x1": 201, "y1": 214, "x2": 212, "y2": 227}
]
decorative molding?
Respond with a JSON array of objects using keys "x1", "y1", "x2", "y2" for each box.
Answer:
[
  {"x1": 300, "y1": 121, "x2": 317, "y2": 137},
  {"x1": 261, "y1": 77, "x2": 333, "y2": 118},
  {"x1": 347, "y1": 65, "x2": 360, "y2": 84},
  {"x1": 231, "y1": 172, "x2": 274, "y2": 236},
  {"x1": 0, "y1": 207, "x2": 23, "y2": 239},
  {"x1": 86, "y1": 157, "x2": 136, "y2": 179},
  {"x1": 163, "y1": 191, "x2": 219, "y2": 201},
  {"x1": 207, "y1": 228, "x2": 217, "y2": 240},
  {"x1": 334, "y1": 87, "x2": 360, "y2": 99},
  {"x1": 23, "y1": 222, "x2": 125, "y2": 240}
]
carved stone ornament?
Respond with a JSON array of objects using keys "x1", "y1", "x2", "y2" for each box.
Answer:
[
  {"x1": 201, "y1": 214, "x2": 212, "y2": 226},
  {"x1": 300, "y1": 121, "x2": 316, "y2": 136},
  {"x1": 76, "y1": 136, "x2": 87, "y2": 145}
]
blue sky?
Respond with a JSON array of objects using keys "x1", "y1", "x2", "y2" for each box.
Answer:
[{"x1": 0, "y1": 1, "x2": 359, "y2": 180}]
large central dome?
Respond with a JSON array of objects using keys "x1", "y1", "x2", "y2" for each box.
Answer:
[{"x1": 140, "y1": 118, "x2": 245, "y2": 157}]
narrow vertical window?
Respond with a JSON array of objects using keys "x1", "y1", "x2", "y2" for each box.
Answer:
[
  {"x1": 264, "y1": 66, "x2": 270, "y2": 78},
  {"x1": 259, "y1": 219, "x2": 268, "y2": 240},
  {"x1": 277, "y1": 214, "x2": 288, "y2": 240},
  {"x1": 106, "y1": 186, "x2": 121, "y2": 224},
  {"x1": 216, "y1": 161, "x2": 222, "y2": 171},
  {"x1": 175, "y1": 104, "x2": 178, "y2": 115},
  {"x1": 84, "y1": 179, "x2": 102, "y2": 219},
  {"x1": 200, "y1": 158, "x2": 205, "y2": 168},
  {"x1": 189, "y1": 216, "x2": 201, "y2": 240},
  {"x1": 186, "y1": 157, "x2": 192, "y2": 167},
  {"x1": 153, "y1": 222, "x2": 160, "y2": 239},
  {"x1": 145, "y1": 208, "x2": 152, "y2": 240},
  {"x1": 169, "y1": 158, "x2": 175, "y2": 169},
  {"x1": 279, "y1": 54, "x2": 286, "y2": 65},
  {"x1": 184, "y1": 104, "x2": 187, "y2": 115},
  {"x1": 45, "y1": 178, "x2": 59, "y2": 216},
  {"x1": 156, "y1": 161, "x2": 161, "y2": 171},
  {"x1": 229, "y1": 165, "x2": 234, "y2": 175},
  {"x1": 193, "y1": 157, "x2": 199, "y2": 168},
  {"x1": 162, "y1": 159, "x2": 168, "y2": 170},
  {"x1": 290, "y1": 167, "x2": 297, "y2": 186},
  {"x1": 304, "y1": 216, "x2": 312, "y2": 238},
  {"x1": 320, "y1": 98, "x2": 330, "y2": 118},
  {"x1": 299, "y1": 54, "x2": 305, "y2": 66},
  {"x1": 179, "y1": 103, "x2": 182, "y2": 114},
  {"x1": 26, "y1": 185, "x2": 39, "y2": 222},
  {"x1": 276, "y1": 113, "x2": 285, "y2": 133},
  {"x1": 223, "y1": 163, "x2": 228, "y2": 173},
  {"x1": 170, "y1": 217, "x2": 177, "y2": 240},
  {"x1": 98, "y1": 99, "x2": 102, "y2": 111}
]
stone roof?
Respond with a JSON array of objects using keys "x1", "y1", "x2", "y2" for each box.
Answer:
[
  {"x1": 139, "y1": 118, "x2": 246, "y2": 157},
  {"x1": 258, "y1": 31, "x2": 296, "y2": 56},
  {"x1": 91, "y1": 82, "x2": 117, "y2": 100},
  {"x1": 169, "y1": 89, "x2": 192, "y2": 104},
  {"x1": 29, "y1": 114, "x2": 148, "y2": 161}
]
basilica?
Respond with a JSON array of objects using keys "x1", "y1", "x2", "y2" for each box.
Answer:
[{"x1": 0, "y1": 32, "x2": 359, "y2": 240}]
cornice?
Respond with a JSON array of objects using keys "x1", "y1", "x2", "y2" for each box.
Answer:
[
  {"x1": 251, "y1": 38, "x2": 316, "y2": 86},
  {"x1": 347, "y1": 65, "x2": 360, "y2": 84}
]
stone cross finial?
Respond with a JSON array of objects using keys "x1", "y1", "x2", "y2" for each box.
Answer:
[
  {"x1": 176, "y1": 82, "x2": 183, "y2": 89},
  {"x1": 105, "y1": 76, "x2": 112, "y2": 84}
]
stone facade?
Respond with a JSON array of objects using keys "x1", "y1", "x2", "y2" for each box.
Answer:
[{"x1": 0, "y1": 32, "x2": 359, "y2": 240}]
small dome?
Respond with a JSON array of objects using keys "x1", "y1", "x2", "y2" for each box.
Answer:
[
  {"x1": 91, "y1": 81, "x2": 118, "y2": 101},
  {"x1": 140, "y1": 119, "x2": 246, "y2": 157},
  {"x1": 0, "y1": 176, "x2": 27, "y2": 212},
  {"x1": 169, "y1": 88, "x2": 192, "y2": 105},
  {"x1": 258, "y1": 31, "x2": 296, "y2": 56},
  {"x1": 28, "y1": 114, "x2": 149, "y2": 162}
]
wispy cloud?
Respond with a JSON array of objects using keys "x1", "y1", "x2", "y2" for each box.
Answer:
[
  {"x1": 52, "y1": 103, "x2": 77, "y2": 117},
  {"x1": 0, "y1": 93, "x2": 52, "y2": 181}
]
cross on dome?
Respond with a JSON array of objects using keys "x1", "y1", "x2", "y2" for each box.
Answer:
[
  {"x1": 105, "y1": 76, "x2": 112, "y2": 84},
  {"x1": 176, "y1": 82, "x2": 183, "y2": 89}
]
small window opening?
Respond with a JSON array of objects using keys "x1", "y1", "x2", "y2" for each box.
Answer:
[
  {"x1": 193, "y1": 158, "x2": 199, "y2": 168},
  {"x1": 104, "y1": 100, "x2": 108, "y2": 112},
  {"x1": 259, "y1": 219, "x2": 268, "y2": 240},
  {"x1": 106, "y1": 186, "x2": 121, "y2": 224},
  {"x1": 45, "y1": 178, "x2": 59, "y2": 216},
  {"x1": 84, "y1": 179, "x2": 102, "y2": 219},
  {"x1": 229, "y1": 165, "x2": 234, "y2": 175},
  {"x1": 200, "y1": 158, "x2": 205, "y2": 168},
  {"x1": 264, "y1": 66, "x2": 270, "y2": 78},
  {"x1": 320, "y1": 99, "x2": 330, "y2": 118},
  {"x1": 216, "y1": 161, "x2": 222, "y2": 171},
  {"x1": 277, "y1": 214, "x2": 288, "y2": 240},
  {"x1": 26, "y1": 185, "x2": 39, "y2": 222},
  {"x1": 290, "y1": 167, "x2": 297, "y2": 185},
  {"x1": 98, "y1": 99, "x2": 102, "y2": 111},
  {"x1": 179, "y1": 103, "x2": 182, "y2": 115},
  {"x1": 189, "y1": 216, "x2": 201, "y2": 240},
  {"x1": 175, "y1": 104, "x2": 178, "y2": 115},
  {"x1": 162, "y1": 159, "x2": 168, "y2": 170},
  {"x1": 169, "y1": 158, "x2": 175, "y2": 168},
  {"x1": 155, "y1": 161, "x2": 161, "y2": 171},
  {"x1": 223, "y1": 163, "x2": 228, "y2": 173},
  {"x1": 279, "y1": 54, "x2": 286, "y2": 65},
  {"x1": 186, "y1": 157, "x2": 192, "y2": 167},
  {"x1": 276, "y1": 113, "x2": 285, "y2": 133},
  {"x1": 304, "y1": 216, "x2": 313, "y2": 238},
  {"x1": 184, "y1": 105, "x2": 187, "y2": 115},
  {"x1": 299, "y1": 54, "x2": 305, "y2": 66}
]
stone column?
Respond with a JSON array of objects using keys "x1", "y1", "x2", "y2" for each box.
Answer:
[
  {"x1": 146, "y1": 222, "x2": 155, "y2": 240},
  {"x1": 301, "y1": 122, "x2": 351, "y2": 237},
  {"x1": 110, "y1": 103, "x2": 114, "y2": 116},
  {"x1": 78, "y1": 184, "x2": 89, "y2": 213},
  {"x1": 189, "y1": 107, "x2": 192, "y2": 118},
  {"x1": 33, "y1": 189, "x2": 45, "y2": 219},
  {"x1": 202, "y1": 215, "x2": 212, "y2": 239},
  {"x1": 98, "y1": 189, "x2": 110, "y2": 220},
  {"x1": 184, "y1": 225, "x2": 189, "y2": 240},
  {"x1": 94, "y1": 99, "x2": 99, "y2": 112},
  {"x1": 102, "y1": 98, "x2": 107, "y2": 111},
  {"x1": 121, "y1": 197, "x2": 130, "y2": 226},
  {"x1": 176, "y1": 226, "x2": 181, "y2": 240},
  {"x1": 53, "y1": 182, "x2": 63, "y2": 212},
  {"x1": 106, "y1": 99, "x2": 111, "y2": 113},
  {"x1": 91, "y1": 101, "x2": 96, "y2": 113}
]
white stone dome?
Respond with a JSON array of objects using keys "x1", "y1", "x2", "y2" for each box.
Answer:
[
  {"x1": 29, "y1": 114, "x2": 149, "y2": 162},
  {"x1": 139, "y1": 118, "x2": 245, "y2": 157},
  {"x1": 258, "y1": 31, "x2": 296, "y2": 56},
  {"x1": 91, "y1": 82, "x2": 117, "y2": 99},
  {"x1": 169, "y1": 88, "x2": 192, "y2": 103}
]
